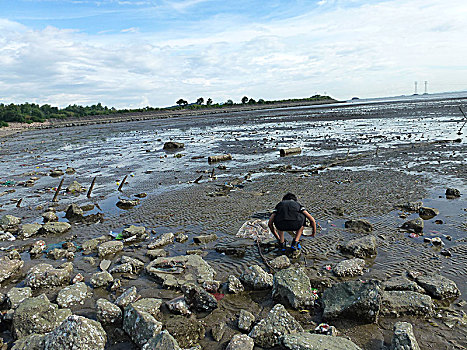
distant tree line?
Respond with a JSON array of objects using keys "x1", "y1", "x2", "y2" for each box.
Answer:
[{"x1": 0, "y1": 95, "x2": 333, "y2": 127}]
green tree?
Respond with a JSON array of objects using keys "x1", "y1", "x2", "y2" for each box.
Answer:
[
  {"x1": 241, "y1": 96, "x2": 248, "y2": 104},
  {"x1": 225, "y1": 99, "x2": 234, "y2": 105},
  {"x1": 248, "y1": 98, "x2": 256, "y2": 104},
  {"x1": 196, "y1": 97, "x2": 204, "y2": 105},
  {"x1": 176, "y1": 99, "x2": 188, "y2": 106},
  {"x1": 206, "y1": 98, "x2": 213, "y2": 106}
]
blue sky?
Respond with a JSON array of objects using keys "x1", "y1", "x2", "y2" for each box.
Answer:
[{"x1": 1, "y1": 0, "x2": 466, "y2": 108}]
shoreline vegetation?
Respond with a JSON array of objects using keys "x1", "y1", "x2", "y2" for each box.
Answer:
[{"x1": 0, "y1": 95, "x2": 336, "y2": 136}]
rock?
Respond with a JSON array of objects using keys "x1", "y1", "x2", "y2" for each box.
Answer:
[
  {"x1": 18, "y1": 223, "x2": 42, "y2": 239},
  {"x1": 65, "y1": 204, "x2": 84, "y2": 220},
  {"x1": 215, "y1": 240, "x2": 251, "y2": 257},
  {"x1": 397, "y1": 202, "x2": 422, "y2": 212},
  {"x1": 239, "y1": 265, "x2": 273, "y2": 290},
  {"x1": 109, "y1": 256, "x2": 144, "y2": 274},
  {"x1": 322, "y1": 280, "x2": 382, "y2": 323},
  {"x1": 440, "y1": 249, "x2": 452, "y2": 257},
  {"x1": 175, "y1": 233, "x2": 188, "y2": 243},
  {"x1": 164, "y1": 316, "x2": 205, "y2": 348},
  {"x1": 123, "y1": 301, "x2": 163, "y2": 347},
  {"x1": 163, "y1": 141, "x2": 185, "y2": 150},
  {"x1": 249, "y1": 304, "x2": 303, "y2": 348},
  {"x1": 122, "y1": 225, "x2": 146, "y2": 239},
  {"x1": 282, "y1": 333, "x2": 362, "y2": 350},
  {"x1": 431, "y1": 237, "x2": 445, "y2": 246},
  {"x1": 42, "y1": 211, "x2": 58, "y2": 223},
  {"x1": 1, "y1": 214, "x2": 21, "y2": 231},
  {"x1": 130, "y1": 298, "x2": 163, "y2": 318},
  {"x1": 269, "y1": 255, "x2": 291, "y2": 269},
  {"x1": 96, "y1": 298, "x2": 122, "y2": 324},
  {"x1": 445, "y1": 188, "x2": 461, "y2": 198},
  {"x1": 98, "y1": 241, "x2": 123, "y2": 258},
  {"x1": 11, "y1": 333, "x2": 45, "y2": 350},
  {"x1": 56, "y1": 282, "x2": 90, "y2": 308},
  {"x1": 344, "y1": 219, "x2": 373, "y2": 233},
  {"x1": 147, "y1": 249, "x2": 168, "y2": 259},
  {"x1": 182, "y1": 283, "x2": 218, "y2": 312},
  {"x1": 401, "y1": 218, "x2": 424, "y2": 233},
  {"x1": 148, "y1": 232, "x2": 175, "y2": 249},
  {"x1": 48, "y1": 248, "x2": 67, "y2": 260},
  {"x1": 90, "y1": 271, "x2": 114, "y2": 288},
  {"x1": 0, "y1": 231, "x2": 15, "y2": 241},
  {"x1": 65, "y1": 167, "x2": 76, "y2": 174},
  {"x1": 66, "y1": 181, "x2": 84, "y2": 193},
  {"x1": 202, "y1": 280, "x2": 221, "y2": 293},
  {"x1": 115, "y1": 286, "x2": 139, "y2": 308},
  {"x1": 226, "y1": 334, "x2": 254, "y2": 350},
  {"x1": 0, "y1": 255, "x2": 24, "y2": 283},
  {"x1": 49, "y1": 169, "x2": 64, "y2": 177},
  {"x1": 228, "y1": 275, "x2": 244, "y2": 293},
  {"x1": 13, "y1": 294, "x2": 71, "y2": 338},
  {"x1": 186, "y1": 249, "x2": 203, "y2": 255},
  {"x1": 25, "y1": 262, "x2": 73, "y2": 289},
  {"x1": 43, "y1": 315, "x2": 107, "y2": 350},
  {"x1": 29, "y1": 240, "x2": 46, "y2": 257},
  {"x1": 193, "y1": 234, "x2": 218, "y2": 244},
  {"x1": 166, "y1": 296, "x2": 191, "y2": 315},
  {"x1": 238, "y1": 309, "x2": 255, "y2": 332},
  {"x1": 333, "y1": 258, "x2": 366, "y2": 277},
  {"x1": 7, "y1": 287, "x2": 32, "y2": 309},
  {"x1": 418, "y1": 207, "x2": 439, "y2": 220},
  {"x1": 381, "y1": 291, "x2": 433, "y2": 317},
  {"x1": 391, "y1": 321, "x2": 421, "y2": 350},
  {"x1": 339, "y1": 235, "x2": 377, "y2": 258},
  {"x1": 82, "y1": 238, "x2": 99, "y2": 254},
  {"x1": 41, "y1": 222, "x2": 71, "y2": 234},
  {"x1": 383, "y1": 276, "x2": 425, "y2": 293},
  {"x1": 143, "y1": 330, "x2": 182, "y2": 350},
  {"x1": 146, "y1": 255, "x2": 216, "y2": 289},
  {"x1": 273, "y1": 268, "x2": 317, "y2": 309},
  {"x1": 211, "y1": 321, "x2": 226, "y2": 341},
  {"x1": 100, "y1": 259, "x2": 111, "y2": 271},
  {"x1": 415, "y1": 274, "x2": 460, "y2": 299},
  {"x1": 116, "y1": 199, "x2": 140, "y2": 209}
]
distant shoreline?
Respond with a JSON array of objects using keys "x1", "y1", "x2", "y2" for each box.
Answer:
[{"x1": 0, "y1": 99, "x2": 339, "y2": 139}]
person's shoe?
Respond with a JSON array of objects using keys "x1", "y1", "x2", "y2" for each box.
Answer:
[
  {"x1": 278, "y1": 240, "x2": 287, "y2": 253},
  {"x1": 290, "y1": 241, "x2": 301, "y2": 250}
]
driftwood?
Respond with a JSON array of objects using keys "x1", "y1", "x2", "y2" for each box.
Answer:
[
  {"x1": 193, "y1": 175, "x2": 203, "y2": 183},
  {"x1": 208, "y1": 154, "x2": 232, "y2": 163},
  {"x1": 52, "y1": 178, "x2": 64, "y2": 202},
  {"x1": 118, "y1": 175, "x2": 128, "y2": 192},
  {"x1": 280, "y1": 147, "x2": 302, "y2": 157},
  {"x1": 458, "y1": 106, "x2": 467, "y2": 135},
  {"x1": 16, "y1": 198, "x2": 22, "y2": 208},
  {"x1": 87, "y1": 176, "x2": 97, "y2": 198}
]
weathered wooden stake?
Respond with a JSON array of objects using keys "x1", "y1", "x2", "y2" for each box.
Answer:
[
  {"x1": 208, "y1": 154, "x2": 232, "y2": 163},
  {"x1": 194, "y1": 175, "x2": 203, "y2": 183},
  {"x1": 16, "y1": 198, "x2": 23, "y2": 208},
  {"x1": 118, "y1": 175, "x2": 128, "y2": 192},
  {"x1": 210, "y1": 168, "x2": 215, "y2": 178},
  {"x1": 52, "y1": 178, "x2": 64, "y2": 202},
  {"x1": 87, "y1": 176, "x2": 97, "y2": 198},
  {"x1": 279, "y1": 147, "x2": 302, "y2": 157}
]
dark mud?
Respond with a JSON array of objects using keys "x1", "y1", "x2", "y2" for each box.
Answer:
[{"x1": 1, "y1": 95, "x2": 466, "y2": 349}]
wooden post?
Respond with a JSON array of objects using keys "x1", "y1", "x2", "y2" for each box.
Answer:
[
  {"x1": 279, "y1": 147, "x2": 302, "y2": 157},
  {"x1": 118, "y1": 175, "x2": 128, "y2": 192},
  {"x1": 87, "y1": 176, "x2": 97, "y2": 198},
  {"x1": 208, "y1": 154, "x2": 232, "y2": 163},
  {"x1": 52, "y1": 178, "x2": 64, "y2": 202},
  {"x1": 16, "y1": 198, "x2": 23, "y2": 208}
]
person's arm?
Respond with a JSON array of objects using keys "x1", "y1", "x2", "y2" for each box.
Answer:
[
  {"x1": 268, "y1": 213, "x2": 280, "y2": 241},
  {"x1": 303, "y1": 210, "x2": 316, "y2": 237}
]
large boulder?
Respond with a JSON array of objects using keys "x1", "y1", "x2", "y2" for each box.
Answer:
[
  {"x1": 66, "y1": 181, "x2": 85, "y2": 193},
  {"x1": 339, "y1": 235, "x2": 377, "y2": 258},
  {"x1": 123, "y1": 299, "x2": 163, "y2": 347},
  {"x1": 383, "y1": 276, "x2": 425, "y2": 293},
  {"x1": 0, "y1": 255, "x2": 24, "y2": 284},
  {"x1": 322, "y1": 280, "x2": 382, "y2": 323},
  {"x1": 415, "y1": 274, "x2": 460, "y2": 299},
  {"x1": 163, "y1": 141, "x2": 184, "y2": 150},
  {"x1": 391, "y1": 321, "x2": 421, "y2": 350},
  {"x1": 43, "y1": 315, "x2": 107, "y2": 350},
  {"x1": 13, "y1": 294, "x2": 71, "y2": 339},
  {"x1": 273, "y1": 268, "x2": 316, "y2": 309},
  {"x1": 238, "y1": 309, "x2": 255, "y2": 332},
  {"x1": 0, "y1": 214, "x2": 21, "y2": 232},
  {"x1": 11, "y1": 334, "x2": 45, "y2": 350},
  {"x1": 98, "y1": 241, "x2": 123, "y2": 258},
  {"x1": 270, "y1": 255, "x2": 291, "y2": 269},
  {"x1": 248, "y1": 304, "x2": 303, "y2": 348},
  {"x1": 122, "y1": 225, "x2": 147, "y2": 239},
  {"x1": 193, "y1": 234, "x2": 218, "y2": 244},
  {"x1": 181, "y1": 283, "x2": 218, "y2": 312},
  {"x1": 19, "y1": 223, "x2": 42, "y2": 239},
  {"x1": 163, "y1": 315, "x2": 205, "y2": 348},
  {"x1": 401, "y1": 218, "x2": 424, "y2": 233},
  {"x1": 25, "y1": 262, "x2": 73, "y2": 289},
  {"x1": 146, "y1": 255, "x2": 215, "y2": 289},
  {"x1": 226, "y1": 334, "x2": 254, "y2": 350},
  {"x1": 143, "y1": 330, "x2": 182, "y2": 350},
  {"x1": 240, "y1": 265, "x2": 273, "y2": 290},
  {"x1": 41, "y1": 222, "x2": 71, "y2": 235},
  {"x1": 344, "y1": 219, "x2": 373, "y2": 233},
  {"x1": 381, "y1": 291, "x2": 433, "y2": 317},
  {"x1": 96, "y1": 298, "x2": 122, "y2": 325},
  {"x1": 148, "y1": 232, "x2": 175, "y2": 249},
  {"x1": 418, "y1": 207, "x2": 439, "y2": 220},
  {"x1": 115, "y1": 286, "x2": 139, "y2": 308},
  {"x1": 445, "y1": 188, "x2": 461, "y2": 198},
  {"x1": 282, "y1": 333, "x2": 362, "y2": 350},
  {"x1": 333, "y1": 258, "x2": 366, "y2": 277},
  {"x1": 228, "y1": 275, "x2": 244, "y2": 293},
  {"x1": 90, "y1": 271, "x2": 114, "y2": 288},
  {"x1": 7, "y1": 287, "x2": 32, "y2": 309},
  {"x1": 56, "y1": 282, "x2": 90, "y2": 308},
  {"x1": 65, "y1": 204, "x2": 84, "y2": 221}
]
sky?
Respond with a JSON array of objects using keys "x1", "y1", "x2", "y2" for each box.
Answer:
[{"x1": 0, "y1": 0, "x2": 466, "y2": 108}]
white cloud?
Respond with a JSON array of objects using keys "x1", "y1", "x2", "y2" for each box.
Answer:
[{"x1": 1, "y1": 0, "x2": 466, "y2": 108}]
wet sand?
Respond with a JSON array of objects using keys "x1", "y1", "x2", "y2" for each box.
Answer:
[{"x1": 0, "y1": 96, "x2": 466, "y2": 349}]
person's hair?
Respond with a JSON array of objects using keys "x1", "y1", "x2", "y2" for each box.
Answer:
[{"x1": 282, "y1": 192, "x2": 297, "y2": 201}]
